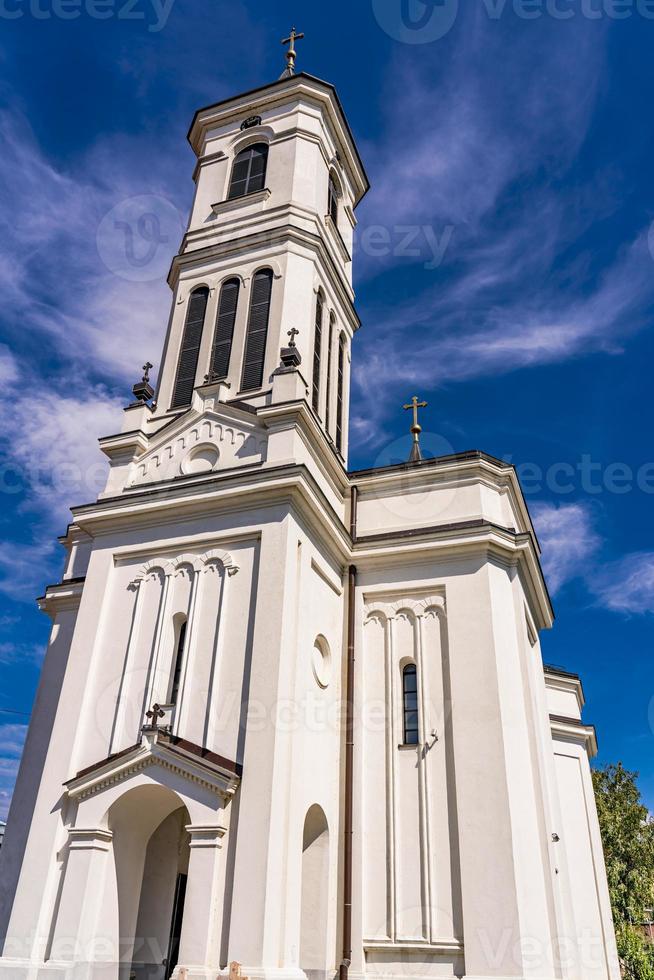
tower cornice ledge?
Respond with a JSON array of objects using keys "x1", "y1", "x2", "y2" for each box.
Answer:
[
  {"x1": 353, "y1": 520, "x2": 553, "y2": 631},
  {"x1": 167, "y1": 221, "x2": 360, "y2": 326}
]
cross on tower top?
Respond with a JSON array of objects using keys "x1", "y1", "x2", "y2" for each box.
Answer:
[
  {"x1": 403, "y1": 395, "x2": 428, "y2": 463},
  {"x1": 281, "y1": 27, "x2": 304, "y2": 79}
]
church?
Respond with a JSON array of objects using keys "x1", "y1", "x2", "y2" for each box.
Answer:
[{"x1": 0, "y1": 34, "x2": 620, "y2": 980}]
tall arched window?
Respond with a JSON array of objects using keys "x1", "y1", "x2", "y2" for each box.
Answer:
[
  {"x1": 241, "y1": 269, "x2": 273, "y2": 391},
  {"x1": 170, "y1": 620, "x2": 187, "y2": 705},
  {"x1": 210, "y1": 278, "x2": 240, "y2": 381},
  {"x1": 335, "y1": 333, "x2": 346, "y2": 453},
  {"x1": 328, "y1": 174, "x2": 339, "y2": 225},
  {"x1": 171, "y1": 287, "x2": 209, "y2": 408},
  {"x1": 228, "y1": 143, "x2": 269, "y2": 200},
  {"x1": 325, "y1": 313, "x2": 335, "y2": 435},
  {"x1": 402, "y1": 664, "x2": 419, "y2": 745},
  {"x1": 312, "y1": 292, "x2": 324, "y2": 414}
]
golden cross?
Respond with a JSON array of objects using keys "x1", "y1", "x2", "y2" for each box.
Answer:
[
  {"x1": 403, "y1": 395, "x2": 428, "y2": 462},
  {"x1": 281, "y1": 26, "x2": 304, "y2": 77},
  {"x1": 403, "y1": 395, "x2": 428, "y2": 432}
]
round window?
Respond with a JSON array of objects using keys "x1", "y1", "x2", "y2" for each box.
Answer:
[
  {"x1": 312, "y1": 635, "x2": 332, "y2": 689},
  {"x1": 181, "y1": 443, "x2": 220, "y2": 475}
]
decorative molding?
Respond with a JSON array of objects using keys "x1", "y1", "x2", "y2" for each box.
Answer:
[
  {"x1": 550, "y1": 715, "x2": 598, "y2": 759},
  {"x1": 365, "y1": 594, "x2": 446, "y2": 624},
  {"x1": 186, "y1": 824, "x2": 228, "y2": 848},
  {"x1": 211, "y1": 187, "x2": 271, "y2": 217},
  {"x1": 129, "y1": 411, "x2": 267, "y2": 488},
  {"x1": 240, "y1": 115, "x2": 262, "y2": 130},
  {"x1": 66, "y1": 734, "x2": 240, "y2": 803},
  {"x1": 363, "y1": 938, "x2": 464, "y2": 954},
  {"x1": 130, "y1": 548, "x2": 239, "y2": 587},
  {"x1": 67, "y1": 828, "x2": 114, "y2": 852}
]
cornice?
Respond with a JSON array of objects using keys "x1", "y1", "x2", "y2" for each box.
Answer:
[
  {"x1": 70, "y1": 463, "x2": 354, "y2": 566},
  {"x1": 353, "y1": 520, "x2": 553, "y2": 631},
  {"x1": 350, "y1": 451, "x2": 540, "y2": 554},
  {"x1": 550, "y1": 714, "x2": 598, "y2": 758},
  {"x1": 186, "y1": 73, "x2": 369, "y2": 205},
  {"x1": 37, "y1": 579, "x2": 85, "y2": 619},
  {"x1": 167, "y1": 220, "x2": 360, "y2": 331},
  {"x1": 544, "y1": 670, "x2": 585, "y2": 713}
]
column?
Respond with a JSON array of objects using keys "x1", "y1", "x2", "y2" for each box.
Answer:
[
  {"x1": 176, "y1": 825, "x2": 227, "y2": 980},
  {"x1": 48, "y1": 828, "x2": 114, "y2": 973}
]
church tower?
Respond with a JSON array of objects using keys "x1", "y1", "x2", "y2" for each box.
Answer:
[{"x1": 0, "y1": 42, "x2": 620, "y2": 980}]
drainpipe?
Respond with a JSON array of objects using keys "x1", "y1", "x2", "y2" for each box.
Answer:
[{"x1": 341, "y1": 486, "x2": 358, "y2": 980}]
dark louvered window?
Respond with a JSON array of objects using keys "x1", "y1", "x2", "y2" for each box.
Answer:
[
  {"x1": 210, "y1": 278, "x2": 240, "y2": 381},
  {"x1": 312, "y1": 293, "x2": 324, "y2": 414},
  {"x1": 241, "y1": 269, "x2": 273, "y2": 392},
  {"x1": 403, "y1": 664, "x2": 419, "y2": 745},
  {"x1": 325, "y1": 314, "x2": 335, "y2": 434},
  {"x1": 171, "y1": 287, "x2": 209, "y2": 408},
  {"x1": 328, "y1": 175, "x2": 339, "y2": 225},
  {"x1": 228, "y1": 144, "x2": 269, "y2": 201},
  {"x1": 336, "y1": 334, "x2": 346, "y2": 452},
  {"x1": 170, "y1": 620, "x2": 187, "y2": 705}
]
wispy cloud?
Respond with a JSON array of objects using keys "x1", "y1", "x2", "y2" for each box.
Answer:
[
  {"x1": 0, "y1": 723, "x2": 28, "y2": 821},
  {"x1": 0, "y1": 107, "x2": 181, "y2": 595},
  {"x1": 532, "y1": 502, "x2": 654, "y2": 617},
  {"x1": 349, "y1": 12, "x2": 654, "y2": 444},
  {"x1": 532, "y1": 502, "x2": 602, "y2": 594},
  {"x1": 590, "y1": 553, "x2": 654, "y2": 616}
]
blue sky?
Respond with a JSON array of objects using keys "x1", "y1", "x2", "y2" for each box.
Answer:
[{"x1": 0, "y1": 0, "x2": 653, "y2": 821}]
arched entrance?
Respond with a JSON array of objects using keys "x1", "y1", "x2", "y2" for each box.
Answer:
[
  {"x1": 108, "y1": 784, "x2": 190, "y2": 980},
  {"x1": 299, "y1": 805, "x2": 329, "y2": 980}
]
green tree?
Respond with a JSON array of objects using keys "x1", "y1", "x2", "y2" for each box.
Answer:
[{"x1": 593, "y1": 763, "x2": 654, "y2": 980}]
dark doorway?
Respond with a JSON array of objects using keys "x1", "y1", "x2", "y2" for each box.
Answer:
[{"x1": 165, "y1": 873, "x2": 187, "y2": 979}]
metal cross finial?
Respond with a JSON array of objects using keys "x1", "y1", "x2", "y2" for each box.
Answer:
[
  {"x1": 281, "y1": 26, "x2": 304, "y2": 78},
  {"x1": 403, "y1": 395, "x2": 428, "y2": 463},
  {"x1": 287, "y1": 327, "x2": 300, "y2": 347},
  {"x1": 142, "y1": 361, "x2": 153, "y2": 383},
  {"x1": 146, "y1": 703, "x2": 165, "y2": 729}
]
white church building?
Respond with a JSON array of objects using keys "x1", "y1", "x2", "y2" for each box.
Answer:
[{"x1": 0, "y1": 44, "x2": 620, "y2": 980}]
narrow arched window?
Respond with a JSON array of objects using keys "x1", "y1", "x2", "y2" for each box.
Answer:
[
  {"x1": 325, "y1": 313, "x2": 335, "y2": 435},
  {"x1": 312, "y1": 292, "x2": 324, "y2": 414},
  {"x1": 402, "y1": 664, "x2": 419, "y2": 745},
  {"x1": 210, "y1": 278, "x2": 240, "y2": 381},
  {"x1": 241, "y1": 269, "x2": 273, "y2": 391},
  {"x1": 171, "y1": 287, "x2": 209, "y2": 408},
  {"x1": 170, "y1": 620, "x2": 187, "y2": 705},
  {"x1": 335, "y1": 334, "x2": 346, "y2": 452},
  {"x1": 228, "y1": 143, "x2": 269, "y2": 200},
  {"x1": 328, "y1": 174, "x2": 339, "y2": 225}
]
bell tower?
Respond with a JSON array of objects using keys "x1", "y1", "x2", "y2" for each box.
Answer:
[{"x1": 150, "y1": 70, "x2": 368, "y2": 463}]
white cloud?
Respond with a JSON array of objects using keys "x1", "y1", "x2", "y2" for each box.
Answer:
[
  {"x1": 530, "y1": 504, "x2": 654, "y2": 617},
  {"x1": 0, "y1": 108, "x2": 182, "y2": 383},
  {"x1": 590, "y1": 553, "x2": 654, "y2": 616},
  {"x1": 532, "y1": 502, "x2": 601, "y2": 595}
]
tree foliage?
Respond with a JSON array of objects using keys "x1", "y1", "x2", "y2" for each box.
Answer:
[{"x1": 593, "y1": 763, "x2": 654, "y2": 980}]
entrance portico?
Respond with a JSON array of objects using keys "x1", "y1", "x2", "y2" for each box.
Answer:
[{"x1": 44, "y1": 731, "x2": 239, "y2": 980}]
